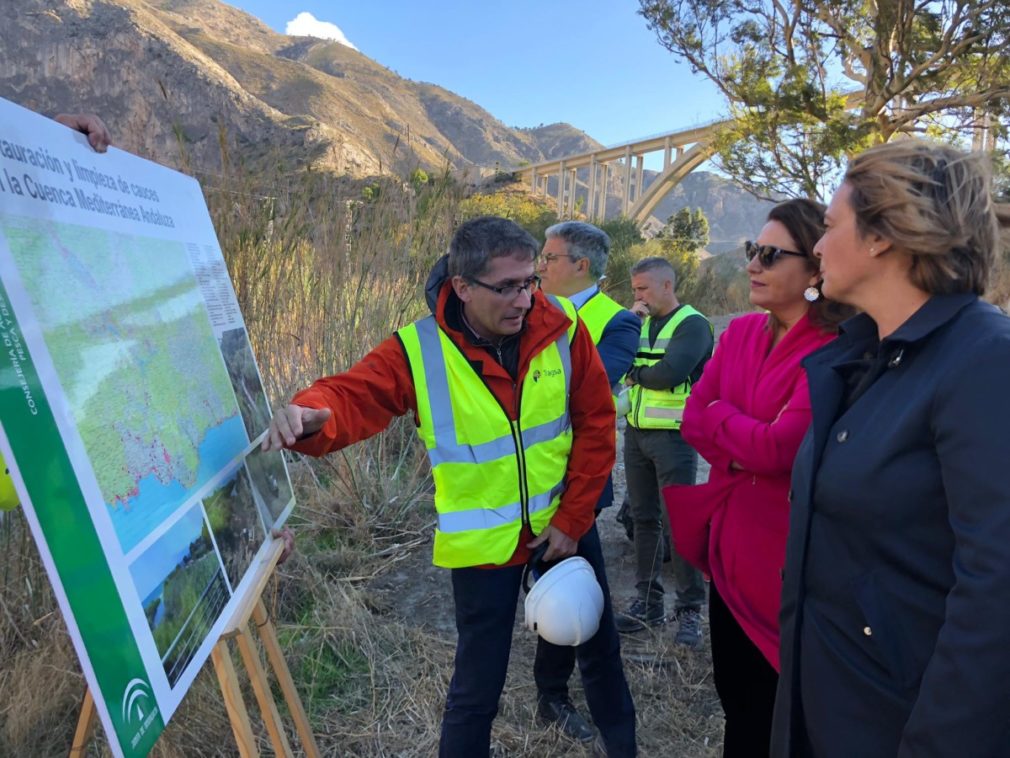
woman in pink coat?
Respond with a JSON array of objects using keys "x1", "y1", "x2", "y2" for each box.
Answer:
[{"x1": 667, "y1": 199, "x2": 850, "y2": 757}]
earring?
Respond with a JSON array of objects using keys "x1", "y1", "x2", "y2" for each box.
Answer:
[{"x1": 804, "y1": 286, "x2": 821, "y2": 302}]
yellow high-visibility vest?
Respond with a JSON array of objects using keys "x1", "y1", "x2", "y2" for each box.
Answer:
[
  {"x1": 577, "y1": 289, "x2": 625, "y2": 345},
  {"x1": 627, "y1": 305, "x2": 709, "y2": 430},
  {"x1": 398, "y1": 296, "x2": 579, "y2": 568}
]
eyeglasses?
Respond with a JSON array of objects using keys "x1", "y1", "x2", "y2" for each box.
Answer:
[
  {"x1": 468, "y1": 274, "x2": 541, "y2": 299},
  {"x1": 540, "y1": 253, "x2": 576, "y2": 264},
  {"x1": 745, "y1": 241, "x2": 808, "y2": 268}
]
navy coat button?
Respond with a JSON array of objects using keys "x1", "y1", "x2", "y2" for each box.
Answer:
[
  {"x1": 837, "y1": 430, "x2": 849, "y2": 443},
  {"x1": 863, "y1": 626, "x2": 873, "y2": 636}
]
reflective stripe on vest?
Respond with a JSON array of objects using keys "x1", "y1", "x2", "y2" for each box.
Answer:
[
  {"x1": 398, "y1": 295, "x2": 578, "y2": 568},
  {"x1": 627, "y1": 304, "x2": 710, "y2": 430}
]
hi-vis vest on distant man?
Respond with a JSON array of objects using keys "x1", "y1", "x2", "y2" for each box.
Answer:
[
  {"x1": 627, "y1": 305, "x2": 710, "y2": 430},
  {"x1": 397, "y1": 296, "x2": 579, "y2": 569}
]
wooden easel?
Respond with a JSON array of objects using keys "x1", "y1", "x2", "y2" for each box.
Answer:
[{"x1": 70, "y1": 540, "x2": 320, "y2": 757}]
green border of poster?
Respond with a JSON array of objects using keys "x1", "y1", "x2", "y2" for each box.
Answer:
[{"x1": 0, "y1": 280, "x2": 164, "y2": 755}]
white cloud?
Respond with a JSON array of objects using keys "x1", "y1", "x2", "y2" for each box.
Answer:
[{"x1": 285, "y1": 12, "x2": 357, "y2": 50}]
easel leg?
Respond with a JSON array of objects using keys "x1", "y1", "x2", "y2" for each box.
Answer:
[
  {"x1": 69, "y1": 687, "x2": 97, "y2": 758},
  {"x1": 253, "y1": 600, "x2": 320, "y2": 758},
  {"x1": 212, "y1": 640, "x2": 260, "y2": 758},
  {"x1": 235, "y1": 624, "x2": 294, "y2": 758}
]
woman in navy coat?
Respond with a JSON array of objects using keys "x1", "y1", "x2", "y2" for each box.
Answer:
[{"x1": 772, "y1": 140, "x2": 1010, "y2": 757}]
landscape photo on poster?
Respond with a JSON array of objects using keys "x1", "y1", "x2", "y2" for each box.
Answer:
[
  {"x1": 129, "y1": 504, "x2": 230, "y2": 687},
  {"x1": 201, "y1": 461, "x2": 262, "y2": 591},
  {"x1": 246, "y1": 445, "x2": 295, "y2": 526},
  {"x1": 219, "y1": 326, "x2": 271, "y2": 441}
]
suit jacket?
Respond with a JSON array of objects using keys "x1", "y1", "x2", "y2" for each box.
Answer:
[
  {"x1": 587, "y1": 300, "x2": 639, "y2": 510},
  {"x1": 772, "y1": 294, "x2": 1010, "y2": 757}
]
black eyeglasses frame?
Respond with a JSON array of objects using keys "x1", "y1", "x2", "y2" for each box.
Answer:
[{"x1": 467, "y1": 274, "x2": 541, "y2": 299}]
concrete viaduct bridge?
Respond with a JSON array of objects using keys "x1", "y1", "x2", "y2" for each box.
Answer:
[{"x1": 513, "y1": 118, "x2": 730, "y2": 226}]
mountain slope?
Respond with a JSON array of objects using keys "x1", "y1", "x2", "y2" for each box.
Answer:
[{"x1": 0, "y1": 0, "x2": 597, "y2": 176}]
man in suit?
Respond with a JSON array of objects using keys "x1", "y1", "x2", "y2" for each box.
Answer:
[{"x1": 533, "y1": 221, "x2": 640, "y2": 744}]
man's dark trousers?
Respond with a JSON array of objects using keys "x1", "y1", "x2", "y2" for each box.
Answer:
[
  {"x1": 625, "y1": 426, "x2": 706, "y2": 610},
  {"x1": 440, "y1": 523, "x2": 636, "y2": 757}
]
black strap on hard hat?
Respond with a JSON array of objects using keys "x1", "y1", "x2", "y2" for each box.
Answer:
[{"x1": 522, "y1": 541, "x2": 558, "y2": 594}]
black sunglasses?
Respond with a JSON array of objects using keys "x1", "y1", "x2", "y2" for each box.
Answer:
[
  {"x1": 468, "y1": 274, "x2": 541, "y2": 299},
  {"x1": 744, "y1": 241, "x2": 808, "y2": 268}
]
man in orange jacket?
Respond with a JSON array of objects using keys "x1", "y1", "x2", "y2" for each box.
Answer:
[{"x1": 264, "y1": 216, "x2": 636, "y2": 756}]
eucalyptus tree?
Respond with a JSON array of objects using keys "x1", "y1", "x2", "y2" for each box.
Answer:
[{"x1": 639, "y1": 0, "x2": 1010, "y2": 199}]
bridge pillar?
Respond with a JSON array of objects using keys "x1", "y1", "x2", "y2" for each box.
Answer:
[
  {"x1": 622, "y1": 147, "x2": 632, "y2": 216},
  {"x1": 557, "y1": 159, "x2": 566, "y2": 215},
  {"x1": 530, "y1": 166, "x2": 537, "y2": 195},
  {"x1": 568, "y1": 168, "x2": 578, "y2": 217},
  {"x1": 635, "y1": 155, "x2": 644, "y2": 204},
  {"x1": 587, "y1": 157, "x2": 598, "y2": 221},
  {"x1": 600, "y1": 163, "x2": 610, "y2": 220},
  {"x1": 664, "y1": 137, "x2": 672, "y2": 171}
]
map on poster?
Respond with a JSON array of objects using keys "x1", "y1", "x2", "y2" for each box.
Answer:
[{"x1": 0, "y1": 97, "x2": 294, "y2": 757}]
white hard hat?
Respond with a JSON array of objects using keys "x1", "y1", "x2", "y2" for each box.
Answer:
[{"x1": 523, "y1": 556, "x2": 604, "y2": 646}]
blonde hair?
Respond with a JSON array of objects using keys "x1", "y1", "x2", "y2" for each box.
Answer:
[{"x1": 844, "y1": 139, "x2": 1009, "y2": 296}]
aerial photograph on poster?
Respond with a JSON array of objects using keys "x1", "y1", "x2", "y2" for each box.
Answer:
[
  {"x1": 245, "y1": 446, "x2": 295, "y2": 528},
  {"x1": 201, "y1": 462, "x2": 263, "y2": 591},
  {"x1": 130, "y1": 505, "x2": 231, "y2": 687},
  {"x1": 219, "y1": 326, "x2": 271, "y2": 441}
]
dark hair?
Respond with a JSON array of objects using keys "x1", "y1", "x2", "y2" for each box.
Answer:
[
  {"x1": 766, "y1": 198, "x2": 853, "y2": 332},
  {"x1": 448, "y1": 216, "x2": 539, "y2": 279},
  {"x1": 544, "y1": 221, "x2": 611, "y2": 279},
  {"x1": 630, "y1": 256, "x2": 677, "y2": 289}
]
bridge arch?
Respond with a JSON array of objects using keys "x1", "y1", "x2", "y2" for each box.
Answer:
[{"x1": 514, "y1": 119, "x2": 729, "y2": 229}]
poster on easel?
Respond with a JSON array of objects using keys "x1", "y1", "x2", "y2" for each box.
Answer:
[{"x1": 0, "y1": 96, "x2": 294, "y2": 757}]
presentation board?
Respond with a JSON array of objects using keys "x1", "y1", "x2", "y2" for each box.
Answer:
[{"x1": 0, "y1": 97, "x2": 294, "y2": 757}]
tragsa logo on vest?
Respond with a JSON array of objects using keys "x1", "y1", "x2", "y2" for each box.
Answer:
[{"x1": 531, "y1": 368, "x2": 563, "y2": 383}]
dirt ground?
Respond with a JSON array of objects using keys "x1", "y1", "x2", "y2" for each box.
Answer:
[{"x1": 367, "y1": 314, "x2": 736, "y2": 756}]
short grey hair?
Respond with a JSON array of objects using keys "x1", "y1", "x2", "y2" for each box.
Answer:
[
  {"x1": 448, "y1": 216, "x2": 539, "y2": 280},
  {"x1": 544, "y1": 221, "x2": 611, "y2": 280},
  {"x1": 630, "y1": 256, "x2": 677, "y2": 288}
]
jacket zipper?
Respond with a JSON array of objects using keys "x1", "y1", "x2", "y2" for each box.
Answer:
[
  {"x1": 632, "y1": 379, "x2": 644, "y2": 426},
  {"x1": 511, "y1": 384, "x2": 530, "y2": 529},
  {"x1": 470, "y1": 379, "x2": 530, "y2": 531},
  {"x1": 491, "y1": 344, "x2": 529, "y2": 528},
  {"x1": 443, "y1": 327, "x2": 547, "y2": 534}
]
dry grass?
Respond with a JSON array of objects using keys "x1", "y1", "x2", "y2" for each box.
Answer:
[{"x1": 0, "y1": 156, "x2": 725, "y2": 756}]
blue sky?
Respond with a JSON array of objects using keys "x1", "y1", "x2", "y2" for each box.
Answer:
[{"x1": 222, "y1": 0, "x2": 725, "y2": 148}]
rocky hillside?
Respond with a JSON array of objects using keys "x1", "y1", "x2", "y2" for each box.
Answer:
[
  {"x1": 0, "y1": 0, "x2": 768, "y2": 245},
  {"x1": 0, "y1": 0, "x2": 600, "y2": 176},
  {"x1": 650, "y1": 172, "x2": 775, "y2": 253}
]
